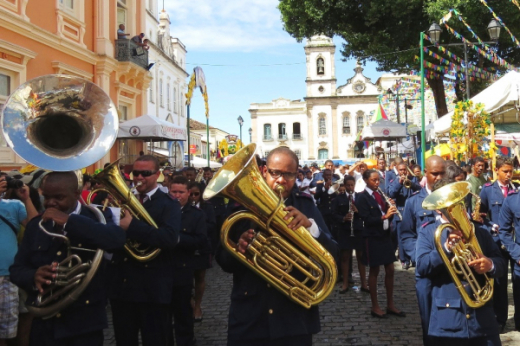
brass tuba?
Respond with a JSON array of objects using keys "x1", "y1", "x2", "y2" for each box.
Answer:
[
  {"x1": 1, "y1": 74, "x2": 119, "y2": 318},
  {"x1": 422, "y1": 181, "x2": 494, "y2": 308},
  {"x1": 203, "y1": 144, "x2": 337, "y2": 308},
  {"x1": 87, "y1": 159, "x2": 160, "y2": 262}
]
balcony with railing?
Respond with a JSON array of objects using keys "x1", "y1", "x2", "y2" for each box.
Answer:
[
  {"x1": 278, "y1": 134, "x2": 288, "y2": 140},
  {"x1": 115, "y1": 39, "x2": 149, "y2": 70},
  {"x1": 292, "y1": 133, "x2": 302, "y2": 140},
  {"x1": 263, "y1": 134, "x2": 273, "y2": 141}
]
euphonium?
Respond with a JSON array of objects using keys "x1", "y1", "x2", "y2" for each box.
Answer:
[
  {"x1": 87, "y1": 159, "x2": 160, "y2": 262},
  {"x1": 0, "y1": 74, "x2": 119, "y2": 318},
  {"x1": 422, "y1": 181, "x2": 494, "y2": 309},
  {"x1": 203, "y1": 144, "x2": 337, "y2": 308}
]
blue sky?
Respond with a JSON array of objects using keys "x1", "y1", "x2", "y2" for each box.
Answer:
[{"x1": 165, "y1": 0, "x2": 382, "y2": 143}]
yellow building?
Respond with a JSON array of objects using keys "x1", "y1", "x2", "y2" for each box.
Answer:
[{"x1": 0, "y1": 0, "x2": 152, "y2": 171}]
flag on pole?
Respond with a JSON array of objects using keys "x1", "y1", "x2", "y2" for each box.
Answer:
[{"x1": 371, "y1": 103, "x2": 388, "y2": 122}]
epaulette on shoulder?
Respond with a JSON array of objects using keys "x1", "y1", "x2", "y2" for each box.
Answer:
[
  {"x1": 421, "y1": 219, "x2": 436, "y2": 229},
  {"x1": 411, "y1": 190, "x2": 420, "y2": 196},
  {"x1": 295, "y1": 192, "x2": 313, "y2": 199},
  {"x1": 508, "y1": 189, "x2": 519, "y2": 196},
  {"x1": 483, "y1": 182, "x2": 492, "y2": 188}
]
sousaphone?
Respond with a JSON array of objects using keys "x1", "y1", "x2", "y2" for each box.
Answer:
[{"x1": 1, "y1": 74, "x2": 119, "y2": 318}]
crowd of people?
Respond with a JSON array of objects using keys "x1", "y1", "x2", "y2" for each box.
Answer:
[{"x1": 0, "y1": 148, "x2": 519, "y2": 346}]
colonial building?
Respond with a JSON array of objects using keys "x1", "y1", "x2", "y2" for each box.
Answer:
[
  {"x1": 189, "y1": 118, "x2": 229, "y2": 160},
  {"x1": 141, "y1": 2, "x2": 188, "y2": 165},
  {"x1": 250, "y1": 35, "x2": 384, "y2": 162},
  {"x1": 0, "y1": 0, "x2": 152, "y2": 170}
]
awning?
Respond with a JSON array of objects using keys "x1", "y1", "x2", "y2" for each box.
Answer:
[
  {"x1": 429, "y1": 71, "x2": 520, "y2": 137},
  {"x1": 361, "y1": 119, "x2": 407, "y2": 140},
  {"x1": 118, "y1": 115, "x2": 187, "y2": 141}
]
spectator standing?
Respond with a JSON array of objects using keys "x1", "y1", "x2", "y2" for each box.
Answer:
[
  {"x1": 0, "y1": 176, "x2": 37, "y2": 345},
  {"x1": 117, "y1": 24, "x2": 129, "y2": 39}
]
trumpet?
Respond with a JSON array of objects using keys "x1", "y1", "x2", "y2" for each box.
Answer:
[{"x1": 378, "y1": 188, "x2": 402, "y2": 220}]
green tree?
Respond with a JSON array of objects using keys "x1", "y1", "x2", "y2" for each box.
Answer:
[{"x1": 278, "y1": 0, "x2": 520, "y2": 118}]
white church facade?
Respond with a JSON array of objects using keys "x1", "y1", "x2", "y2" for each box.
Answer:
[{"x1": 249, "y1": 35, "x2": 395, "y2": 162}]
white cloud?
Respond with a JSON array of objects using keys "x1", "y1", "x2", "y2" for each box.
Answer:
[{"x1": 164, "y1": 0, "x2": 295, "y2": 52}]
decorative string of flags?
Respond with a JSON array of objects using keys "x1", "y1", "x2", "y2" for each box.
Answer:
[{"x1": 480, "y1": 0, "x2": 520, "y2": 47}]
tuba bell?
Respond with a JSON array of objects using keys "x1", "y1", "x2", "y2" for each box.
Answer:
[
  {"x1": 203, "y1": 144, "x2": 337, "y2": 308},
  {"x1": 422, "y1": 181, "x2": 494, "y2": 308},
  {"x1": 1, "y1": 74, "x2": 119, "y2": 318}
]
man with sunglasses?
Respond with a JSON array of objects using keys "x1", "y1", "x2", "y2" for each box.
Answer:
[
  {"x1": 108, "y1": 155, "x2": 182, "y2": 346},
  {"x1": 216, "y1": 147, "x2": 338, "y2": 346}
]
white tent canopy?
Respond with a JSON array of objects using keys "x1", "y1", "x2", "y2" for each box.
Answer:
[
  {"x1": 189, "y1": 156, "x2": 222, "y2": 168},
  {"x1": 428, "y1": 71, "x2": 520, "y2": 138},
  {"x1": 361, "y1": 119, "x2": 407, "y2": 140},
  {"x1": 384, "y1": 139, "x2": 417, "y2": 153},
  {"x1": 118, "y1": 114, "x2": 187, "y2": 141}
]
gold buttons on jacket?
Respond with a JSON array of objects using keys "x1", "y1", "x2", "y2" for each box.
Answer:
[
  {"x1": 85, "y1": 300, "x2": 89, "y2": 305},
  {"x1": 57, "y1": 251, "x2": 62, "y2": 256},
  {"x1": 56, "y1": 313, "x2": 61, "y2": 318},
  {"x1": 269, "y1": 309, "x2": 273, "y2": 314},
  {"x1": 78, "y1": 244, "x2": 82, "y2": 247},
  {"x1": 124, "y1": 257, "x2": 128, "y2": 262},
  {"x1": 445, "y1": 303, "x2": 450, "y2": 307},
  {"x1": 466, "y1": 314, "x2": 471, "y2": 319}
]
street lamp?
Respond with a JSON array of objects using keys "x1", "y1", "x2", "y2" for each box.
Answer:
[
  {"x1": 248, "y1": 127, "x2": 252, "y2": 143},
  {"x1": 420, "y1": 19, "x2": 501, "y2": 166},
  {"x1": 237, "y1": 115, "x2": 244, "y2": 143}
]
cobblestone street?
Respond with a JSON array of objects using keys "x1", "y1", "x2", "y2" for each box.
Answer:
[{"x1": 104, "y1": 258, "x2": 520, "y2": 346}]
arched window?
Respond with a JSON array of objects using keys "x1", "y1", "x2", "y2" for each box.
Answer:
[
  {"x1": 159, "y1": 79, "x2": 163, "y2": 107},
  {"x1": 317, "y1": 57, "x2": 324, "y2": 75},
  {"x1": 278, "y1": 123, "x2": 286, "y2": 140},
  {"x1": 342, "y1": 114, "x2": 351, "y2": 134},
  {"x1": 166, "y1": 83, "x2": 170, "y2": 110},
  {"x1": 294, "y1": 149, "x2": 301, "y2": 160},
  {"x1": 292, "y1": 122, "x2": 301, "y2": 140},
  {"x1": 357, "y1": 113, "x2": 364, "y2": 131},
  {"x1": 264, "y1": 124, "x2": 272, "y2": 140},
  {"x1": 173, "y1": 87, "x2": 177, "y2": 113},
  {"x1": 318, "y1": 149, "x2": 328, "y2": 159},
  {"x1": 319, "y1": 117, "x2": 326, "y2": 135}
]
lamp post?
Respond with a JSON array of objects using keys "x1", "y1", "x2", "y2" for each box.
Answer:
[
  {"x1": 237, "y1": 115, "x2": 244, "y2": 143},
  {"x1": 248, "y1": 127, "x2": 252, "y2": 143},
  {"x1": 420, "y1": 19, "x2": 501, "y2": 166}
]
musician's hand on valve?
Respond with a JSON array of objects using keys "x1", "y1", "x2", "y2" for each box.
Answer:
[
  {"x1": 41, "y1": 208, "x2": 69, "y2": 227},
  {"x1": 284, "y1": 206, "x2": 312, "y2": 230},
  {"x1": 34, "y1": 262, "x2": 58, "y2": 293},
  {"x1": 445, "y1": 229, "x2": 463, "y2": 252},
  {"x1": 237, "y1": 229, "x2": 255, "y2": 254},
  {"x1": 344, "y1": 213, "x2": 353, "y2": 222},
  {"x1": 468, "y1": 253, "x2": 493, "y2": 274},
  {"x1": 119, "y1": 211, "x2": 133, "y2": 231}
]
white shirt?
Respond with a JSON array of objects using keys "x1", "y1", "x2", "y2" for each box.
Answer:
[
  {"x1": 365, "y1": 186, "x2": 389, "y2": 230},
  {"x1": 134, "y1": 185, "x2": 160, "y2": 203},
  {"x1": 353, "y1": 171, "x2": 366, "y2": 193}
]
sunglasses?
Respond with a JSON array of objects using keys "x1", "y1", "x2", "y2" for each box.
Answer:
[
  {"x1": 132, "y1": 170, "x2": 157, "y2": 178},
  {"x1": 190, "y1": 192, "x2": 200, "y2": 197},
  {"x1": 266, "y1": 168, "x2": 297, "y2": 181}
]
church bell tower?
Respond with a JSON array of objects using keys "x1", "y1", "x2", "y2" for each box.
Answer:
[{"x1": 304, "y1": 35, "x2": 337, "y2": 98}]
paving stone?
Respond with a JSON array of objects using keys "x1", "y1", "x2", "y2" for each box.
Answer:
[{"x1": 104, "y1": 257, "x2": 520, "y2": 345}]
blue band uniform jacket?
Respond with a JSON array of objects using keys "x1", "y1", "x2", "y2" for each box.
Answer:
[
  {"x1": 173, "y1": 204, "x2": 208, "y2": 286},
  {"x1": 108, "y1": 189, "x2": 181, "y2": 304},
  {"x1": 416, "y1": 220, "x2": 505, "y2": 339},
  {"x1": 216, "y1": 190, "x2": 338, "y2": 342},
  {"x1": 9, "y1": 206, "x2": 126, "y2": 340},
  {"x1": 498, "y1": 189, "x2": 520, "y2": 275}
]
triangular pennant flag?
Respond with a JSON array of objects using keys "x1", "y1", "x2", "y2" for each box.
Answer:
[{"x1": 371, "y1": 103, "x2": 388, "y2": 122}]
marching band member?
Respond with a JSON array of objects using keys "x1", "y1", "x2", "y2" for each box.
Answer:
[
  {"x1": 355, "y1": 169, "x2": 404, "y2": 319},
  {"x1": 480, "y1": 156, "x2": 517, "y2": 331},
  {"x1": 168, "y1": 176, "x2": 208, "y2": 346},
  {"x1": 109, "y1": 155, "x2": 182, "y2": 346},
  {"x1": 417, "y1": 178, "x2": 505, "y2": 346},
  {"x1": 387, "y1": 161, "x2": 421, "y2": 269},
  {"x1": 376, "y1": 158, "x2": 387, "y2": 192},
  {"x1": 331, "y1": 176, "x2": 368, "y2": 294},
  {"x1": 385, "y1": 157, "x2": 402, "y2": 194},
  {"x1": 216, "y1": 147, "x2": 338, "y2": 346},
  {"x1": 314, "y1": 169, "x2": 337, "y2": 233},
  {"x1": 10, "y1": 172, "x2": 126, "y2": 346},
  {"x1": 400, "y1": 155, "x2": 445, "y2": 345}
]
